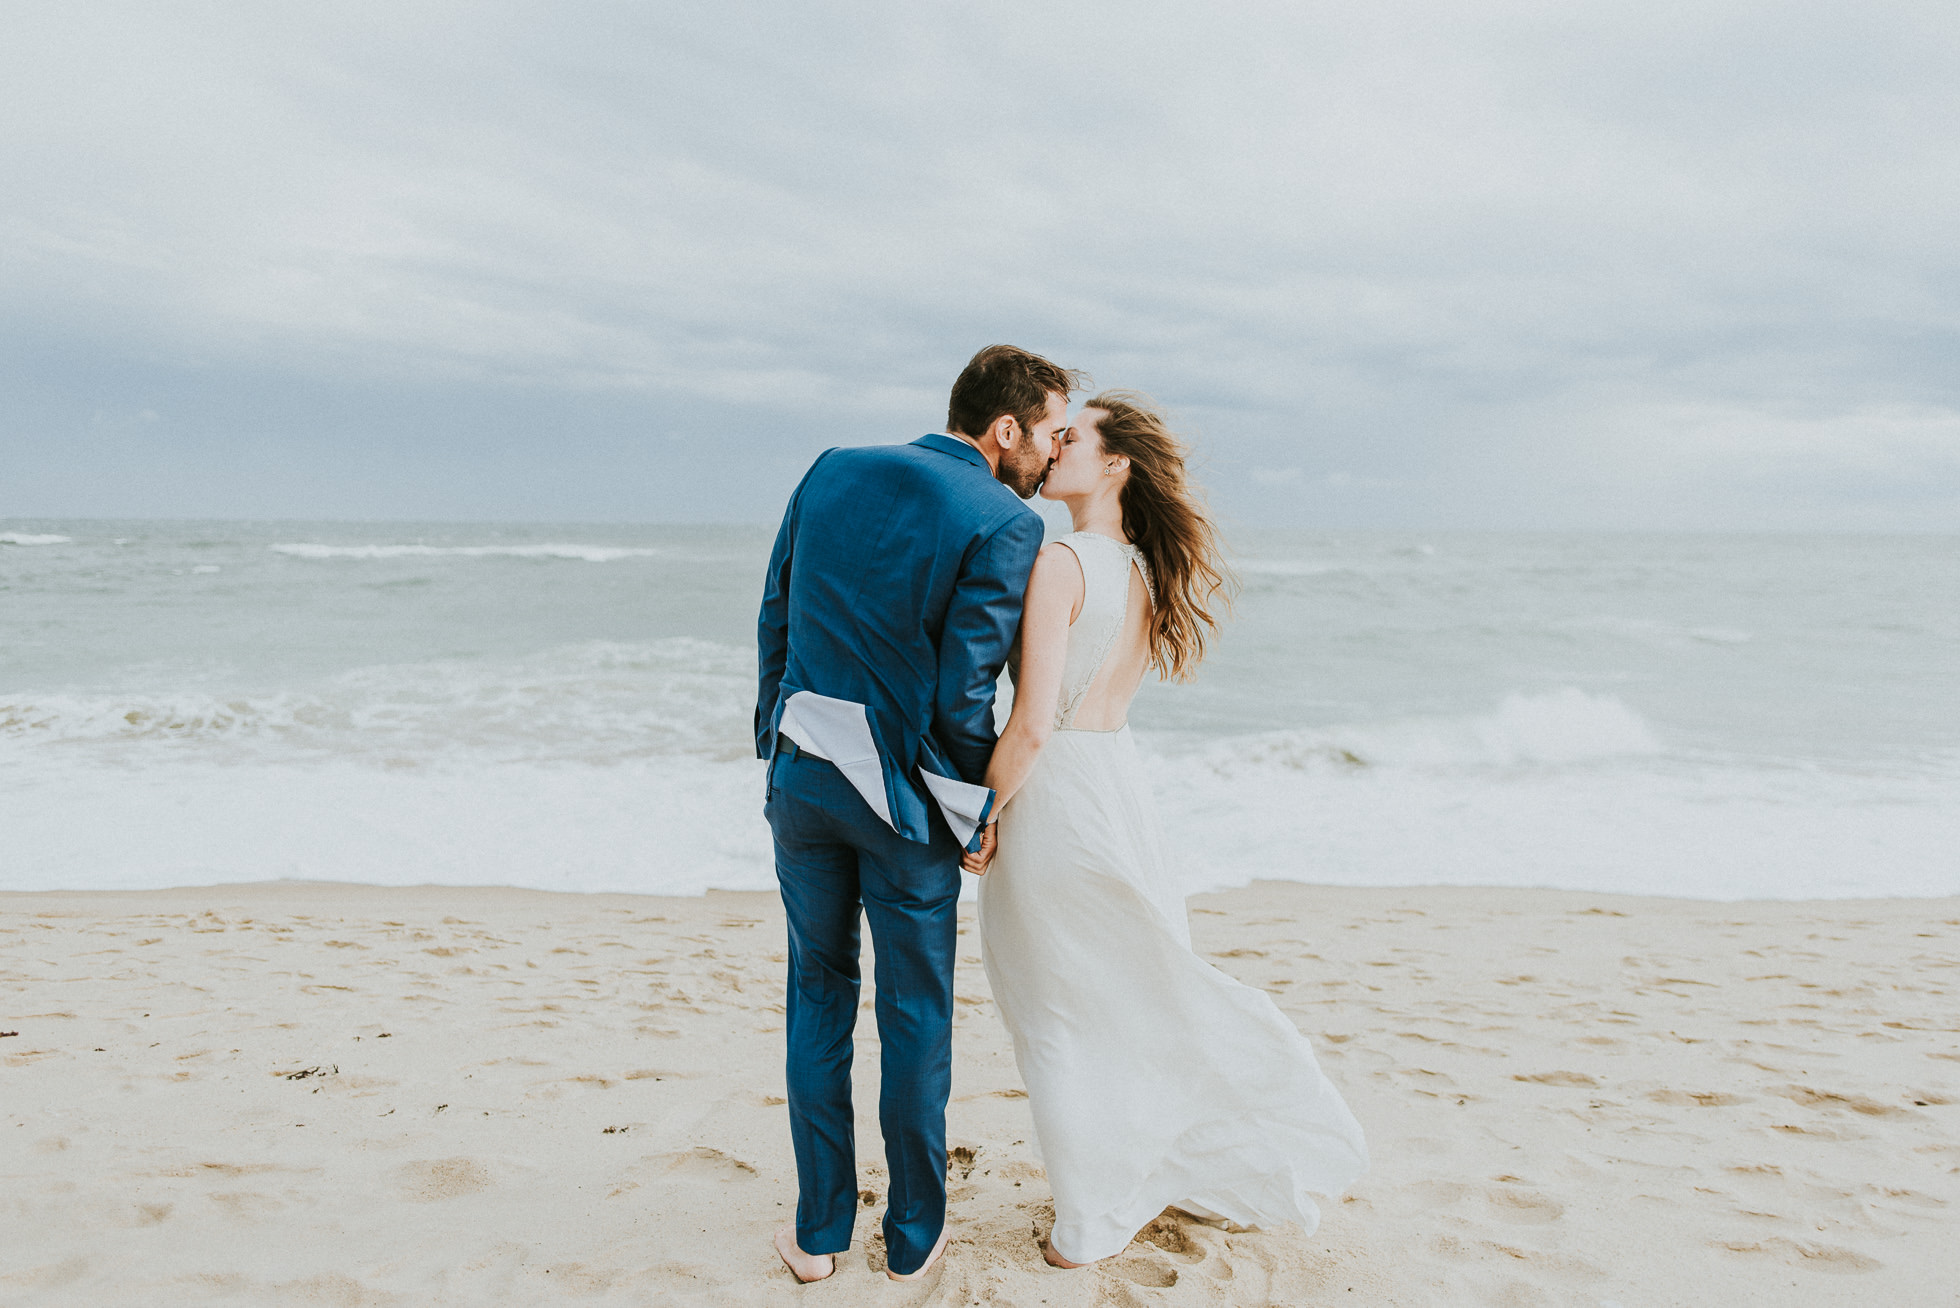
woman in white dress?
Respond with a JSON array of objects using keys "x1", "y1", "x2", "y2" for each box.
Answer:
[{"x1": 964, "y1": 392, "x2": 1368, "y2": 1268}]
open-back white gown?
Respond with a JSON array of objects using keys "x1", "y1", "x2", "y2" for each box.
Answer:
[{"x1": 978, "y1": 531, "x2": 1369, "y2": 1264}]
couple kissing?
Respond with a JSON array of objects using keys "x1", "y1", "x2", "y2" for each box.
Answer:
[{"x1": 755, "y1": 344, "x2": 1367, "y2": 1282}]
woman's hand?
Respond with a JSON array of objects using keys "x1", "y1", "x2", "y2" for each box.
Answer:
[{"x1": 961, "y1": 821, "x2": 998, "y2": 875}]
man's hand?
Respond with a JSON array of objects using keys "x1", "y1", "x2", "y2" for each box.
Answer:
[{"x1": 961, "y1": 821, "x2": 999, "y2": 875}]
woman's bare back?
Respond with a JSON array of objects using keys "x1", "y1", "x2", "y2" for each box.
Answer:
[{"x1": 1062, "y1": 560, "x2": 1153, "y2": 731}]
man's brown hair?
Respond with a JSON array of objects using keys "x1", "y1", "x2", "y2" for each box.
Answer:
[{"x1": 946, "y1": 345, "x2": 1086, "y2": 440}]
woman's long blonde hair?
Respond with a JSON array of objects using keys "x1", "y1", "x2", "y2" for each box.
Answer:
[{"x1": 1088, "y1": 391, "x2": 1236, "y2": 681}]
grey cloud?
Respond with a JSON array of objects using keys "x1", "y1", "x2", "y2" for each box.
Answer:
[{"x1": 3, "y1": 1, "x2": 1958, "y2": 527}]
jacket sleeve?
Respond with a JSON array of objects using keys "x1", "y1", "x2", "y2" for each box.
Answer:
[
  {"x1": 756, "y1": 453, "x2": 828, "y2": 759},
  {"x1": 931, "y1": 510, "x2": 1046, "y2": 784}
]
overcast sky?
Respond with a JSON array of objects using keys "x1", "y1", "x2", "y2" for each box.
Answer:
[{"x1": 3, "y1": 1, "x2": 1957, "y2": 529}]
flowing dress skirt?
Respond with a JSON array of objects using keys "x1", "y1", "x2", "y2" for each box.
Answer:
[{"x1": 978, "y1": 726, "x2": 1369, "y2": 1263}]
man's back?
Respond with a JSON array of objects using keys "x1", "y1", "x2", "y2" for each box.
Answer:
[{"x1": 756, "y1": 435, "x2": 1044, "y2": 844}]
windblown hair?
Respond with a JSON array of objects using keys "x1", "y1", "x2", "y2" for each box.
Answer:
[
  {"x1": 1088, "y1": 391, "x2": 1237, "y2": 682},
  {"x1": 947, "y1": 344, "x2": 1087, "y2": 441}
]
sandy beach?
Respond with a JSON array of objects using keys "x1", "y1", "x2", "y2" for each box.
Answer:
[{"x1": 3, "y1": 880, "x2": 1955, "y2": 1306}]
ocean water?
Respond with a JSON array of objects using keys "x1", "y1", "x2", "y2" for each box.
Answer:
[{"x1": 2, "y1": 521, "x2": 1955, "y2": 900}]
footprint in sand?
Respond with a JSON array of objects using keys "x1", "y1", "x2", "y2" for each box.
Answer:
[
  {"x1": 1480, "y1": 1183, "x2": 1564, "y2": 1225},
  {"x1": 1770, "y1": 1085, "x2": 1916, "y2": 1118},
  {"x1": 394, "y1": 1157, "x2": 494, "y2": 1202},
  {"x1": 209, "y1": 1191, "x2": 285, "y2": 1220},
  {"x1": 1512, "y1": 1070, "x2": 1598, "y2": 1088},
  {"x1": 652, "y1": 1146, "x2": 758, "y2": 1180},
  {"x1": 1138, "y1": 1210, "x2": 1244, "y2": 1283},
  {"x1": 1137, "y1": 1213, "x2": 1206, "y2": 1263},
  {"x1": 1106, "y1": 1254, "x2": 1178, "y2": 1287},
  {"x1": 1715, "y1": 1236, "x2": 1881, "y2": 1274},
  {"x1": 1404, "y1": 1179, "x2": 1470, "y2": 1210},
  {"x1": 1647, "y1": 1089, "x2": 1750, "y2": 1107},
  {"x1": 1868, "y1": 1185, "x2": 1948, "y2": 1211}
]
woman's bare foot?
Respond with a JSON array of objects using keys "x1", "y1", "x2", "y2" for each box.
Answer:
[
  {"x1": 773, "y1": 1227, "x2": 835, "y2": 1283},
  {"x1": 886, "y1": 1226, "x2": 951, "y2": 1282},
  {"x1": 1041, "y1": 1238, "x2": 1090, "y2": 1269}
]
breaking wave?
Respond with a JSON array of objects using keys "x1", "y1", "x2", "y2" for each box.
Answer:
[
  {"x1": 1181, "y1": 688, "x2": 1663, "y2": 774},
  {"x1": 0, "y1": 639, "x2": 753, "y2": 763}
]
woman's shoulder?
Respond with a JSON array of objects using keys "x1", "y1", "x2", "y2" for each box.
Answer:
[
  {"x1": 1024, "y1": 539, "x2": 1088, "y2": 614},
  {"x1": 1045, "y1": 531, "x2": 1141, "y2": 581},
  {"x1": 1032, "y1": 537, "x2": 1088, "y2": 580}
]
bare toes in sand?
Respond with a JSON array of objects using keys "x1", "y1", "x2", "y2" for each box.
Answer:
[
  {"x1": 1042, "y1": 1238, "x2": 1091, "y2": 1269},
  {"x1": 773, "y1": 1226, "x2": 834, "y2": 1283}
]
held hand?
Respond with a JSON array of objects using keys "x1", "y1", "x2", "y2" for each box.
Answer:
[{"x1": 961, "y1": 822, "x2": 999, "y2": 875}]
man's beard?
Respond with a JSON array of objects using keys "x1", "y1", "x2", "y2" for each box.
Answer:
[{"x1": 999, "y1": 437, "x2": 1049, "y2": 498}]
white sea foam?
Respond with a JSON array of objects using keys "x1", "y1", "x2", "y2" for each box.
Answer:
[
  {"x1": 0, "y1": 756, "x2": 775, "y2": 896},
  {"x1": 0, "y1": 638, "x2": 751, "y2": 761},
  {"x1": 3, "y1": 678, "x2": 1953, "y2": 901},
  {"x1": 1148, "y1": 747, "x2": 1960, "y2": 901},
  {"x1": 3, "y1": 740, "x2": 1952, "y2": 901},
  {"x1": 1191, "y1": 689, "x2": 1662, "y2": 773},
  {"x1": 1131, "y1": 690, "x2": 1957, "y2": 899},
  {"x1": 1, "y1": 693, "x2": 289, "y2": 742},
  {"x1": 271, "y1": 542, "x2": 658, "y2": 562},
  {"x1": 0, "y1": 532, "x2": 72, "y2": 546}
]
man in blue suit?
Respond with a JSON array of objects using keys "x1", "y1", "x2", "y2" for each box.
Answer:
[{"x1": 757, "y1": 345, "x2": 1080, "y2": 1282}]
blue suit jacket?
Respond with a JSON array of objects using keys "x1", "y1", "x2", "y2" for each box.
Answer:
[{"x1": 756, "y1": 434, "x2": 1046, "y2": 848}]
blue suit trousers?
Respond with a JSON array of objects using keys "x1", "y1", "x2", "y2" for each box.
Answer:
[{"x1": 765, "y1": 745, "x2": 961, "y2": 1276}]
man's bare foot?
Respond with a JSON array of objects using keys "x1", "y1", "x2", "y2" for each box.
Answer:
[
  {"x1": 773, "y1": 1227, "x2": 835, "y2": 1283},
  {"x1": 1041, "y1": 1238, "x2": 1090, "y2": 1269},
  {"x1": 886, "y1": 1225, "x2": 951, "y2": 1282}
]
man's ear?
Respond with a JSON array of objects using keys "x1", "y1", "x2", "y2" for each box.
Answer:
[{"x1": 992, "y1": 413, "x2": 1021, "y2": 449}]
